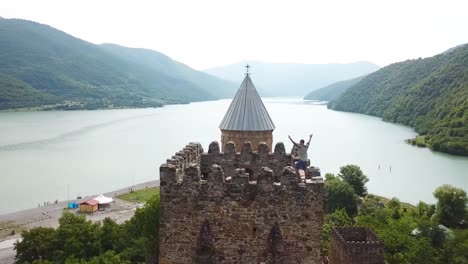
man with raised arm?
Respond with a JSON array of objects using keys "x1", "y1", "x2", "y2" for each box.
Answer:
[{"x1": 288, "y1": 134, "x2": 313, "y2": 177}]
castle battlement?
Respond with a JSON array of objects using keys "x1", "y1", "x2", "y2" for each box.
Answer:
[
  {"x1": 160, "y1": 141, "x2": 322, "y2": 192},
  {"x1": 329, "y1": 227, "x2": 385, "y2": 264},
  {"x1": 159, "y1": 141, "x2": 325, "y2": 264}
]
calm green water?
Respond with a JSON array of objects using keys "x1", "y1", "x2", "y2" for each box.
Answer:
[{"x1": 0, "y1": 98, "x2": 467, "y2": 214}]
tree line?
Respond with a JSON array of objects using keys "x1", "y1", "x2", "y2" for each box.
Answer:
[
  {"x1": 324, "y1": 165, "x2": 468, "y2": 264},
  {"x1": 14, "y1": 164, "x2": 468, "y2": 263},
  {"x1": 15, "y1": 195, "x2": 159, "y2": 264}
]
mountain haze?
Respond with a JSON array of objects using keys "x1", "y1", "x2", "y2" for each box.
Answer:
[
  {"x1": 99, "y1": 44, "x2": 235, "y2": 99},
  {"x1": 304, "y1": 76, "x2": 365, "y2": 101},
  {"x1": 0, "y1": 18, "x2": 235, "y2": 110},
  {"x1": 205, "y1": 61, "x2": 380, "y2": 96},
  {"x1": 330, "y1": 44, "x2": 468, "y2": 156}
]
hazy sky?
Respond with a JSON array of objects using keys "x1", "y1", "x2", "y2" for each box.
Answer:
[{"x1": 2, "y1": 0, "x2": 468, "y2": 70}]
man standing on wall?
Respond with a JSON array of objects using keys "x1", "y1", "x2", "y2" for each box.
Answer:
[{"x1": 288, "y1": 134, "x2": 313, "y2": 177}]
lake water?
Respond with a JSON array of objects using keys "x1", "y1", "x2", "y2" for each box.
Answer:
[{"x1": 0, "y1": 98, "x2": 467, "y2": 214}]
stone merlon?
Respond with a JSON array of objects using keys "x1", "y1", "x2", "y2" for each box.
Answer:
[{"x1": 159, "y1": 141, "x2": 324, "y2": 264}]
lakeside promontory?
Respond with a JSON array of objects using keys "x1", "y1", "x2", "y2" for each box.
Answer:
[{"x1": 324, "y1": 44, "x2": 468, "y2": 156}]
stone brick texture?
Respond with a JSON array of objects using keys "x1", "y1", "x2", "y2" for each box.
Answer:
[
  {"x1": 329, "y1": 227, "x2": 385, "y2": 264},
  {"x1": 159, "y1": 141, "x2": 325, "y2": 264},
  {"x1": 221, "y1": 130, "x2": 273, "y2": 153}
]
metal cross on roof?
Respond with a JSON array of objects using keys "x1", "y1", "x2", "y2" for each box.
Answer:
[{"x1": 245, "y1": 64, "x2": 250, "y2": 76}]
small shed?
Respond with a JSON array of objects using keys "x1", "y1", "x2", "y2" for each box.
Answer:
[{"x1": 79, "y1": 199, "x2": 99, "y2": 213}]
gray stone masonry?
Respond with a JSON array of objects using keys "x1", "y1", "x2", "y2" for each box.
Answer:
[
  {"x1": 329, "y1": 227, "x2": 385, "y2": 264},
  {"x1": 159, "y1": 141, "x2": 324, "y2": 264}
]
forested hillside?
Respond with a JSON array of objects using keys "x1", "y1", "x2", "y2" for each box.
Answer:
[
  {"x1": 99, "y1": 44, "x2": 235, "y2": 99},
  {"x1": 0, "y1": 19, "x2": 235, "y2": 110},
  {"x1": 0, "y1": 74, "x2": 58, "y2": 109},
  {"x1": 329, "y1": 44, "x2": 468, "y2": 156},
  {"x1": 304, "y1": 76, "x2": 364, "y2": 101}
]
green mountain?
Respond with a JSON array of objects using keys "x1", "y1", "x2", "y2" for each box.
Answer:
[
  {"x1": 204, "y1": 61, "x2": 380, "y2": 96},
  {"x1": 304, "y1": 76, "x2": 364, "y2": 101},
  {"x1": 329, "y1": 44, "x2": 468, "y2": 156},
  {"x1": 0, "y1": 74, "x2": 58, "y2": 109},
  {"x1": 0, "y1": 18, "x2": 235, "y2": 110},
  {"x1": 99, "y1": 44, "x2": 235, "y2": 99}
]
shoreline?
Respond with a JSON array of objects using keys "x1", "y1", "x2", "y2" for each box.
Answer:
[
  {"x1": 0, "y1": 104, "x2": 166, "y2": 113},
  {"x1": 0, "y1": 180, "x2": 160, "y2": 263},
  {"x1": 0, "y1": 180, "x2": 159, "y2": 234},
  {"x1": 0, "y1": 98, "x2": 225, "y2": 113},
  {"x1": 0, "y1": 180, "x2": 159, "y2": 223}
]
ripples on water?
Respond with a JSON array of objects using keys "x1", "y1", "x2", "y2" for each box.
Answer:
[
  {"x1": 0, "y1": 98, "x2": 467, "y2": 214},
  {"x1": 0, "y1": 114, "x2": 157, "y2": 151}
]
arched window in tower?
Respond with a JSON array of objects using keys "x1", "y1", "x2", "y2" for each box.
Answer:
[
  {"x1": 265, "y1": 222, "x2": 286, "y2": 263},
  {"x1": 195, "y1": 219, "x2": 215, "y2": 263}
]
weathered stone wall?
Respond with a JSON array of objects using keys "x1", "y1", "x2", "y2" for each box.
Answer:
[
  {"x1": 159, "y1": 141, "x2": 325, "y2": 264},
  {"x1": 201, "y1": 141, "x2": 291, "y2": 182},
  {"x1": 329, "y1": 227, "x2": 385, "y2": 264},
  {"x1": 221, "y1": 130, "x2": 273, "y2": 153}
]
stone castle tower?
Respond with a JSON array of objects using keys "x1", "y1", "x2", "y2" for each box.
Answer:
[
  {"x1": 159, "y1": 141, "x2": 324, "y2": 264},
  {"x1": 219, "y1": 67, "x2": 275, "y2": 152},
  {"x1": 158, "y1": 67, "x2": 385, "y2": 264}
]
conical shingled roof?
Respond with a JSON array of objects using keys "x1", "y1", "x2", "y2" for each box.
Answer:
[{"x1": 219, "y1": 75, "x2": 275, "y2": 131}]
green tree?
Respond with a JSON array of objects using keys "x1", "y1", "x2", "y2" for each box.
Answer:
[
  {"x1": 15, "y1": 191, "x2": 161, "y2": 264},
  {"x1": 88, "y1": 251, "x2": 130, "y2": 264},
  {"x1": 388, "y1": 197, "x2": 402, "y2": 219},
  {"x1": 433, "y1": 184, "x2": 467, "y2": 227},
  {"x1": 30, "y1": 260, "x2": 55, "y2": 264},
  {"x1": 357, "y1": 209, "x2": 440, "y2": 264},
  {"x1": 100, "y1": 218, "x2": 120, "y2": 252},
  {"x1": 440, "y1": 229, "x2": 468, "y2": 263},
  {"x1": 326, "y1": 208, "x2": 353, "y2": 227},
  {"x1": 416, "y1": 201, "x2": 435, "y2": 217},
  {"x1": 325, "y1": 173, "x2": 336, "y2": 181},
  {"x1": 123, "y1": 194, "x2": 160, "y2": 261},
  {"x1": 359, "y1": 196, "x2": 386, "y2": 219},
  {"x1": 338, "y1": 165, "x2": 369, "y2": 196},
  {"x1": 64, "y1": 251, "x2": 131, "y2": 264},
  {"x1": 322, "y1": 208, "x2": 354, "y2": 256},
  {"x1": 325, "y1": 175, "x2": 358, "y2": 216},
  {"x1": 388, "y1": 197, "x2": 401, "y2": 209},
  {"x1": 55, "y1": 211, "x2": 102, "y2": 262},
  {"x1": 15, "y1": 227, "x2": 57, "y2": 263},
  {"x1": 64, "y1": 257, "x2": 87, "y2": 264}
]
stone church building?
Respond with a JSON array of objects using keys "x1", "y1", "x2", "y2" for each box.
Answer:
[
  {"x1": 159, "y1": 67, "x2": 384, "y2": 264},
  {"x1": 219, "y1": 68, "x2": 275, "y2": 153}
]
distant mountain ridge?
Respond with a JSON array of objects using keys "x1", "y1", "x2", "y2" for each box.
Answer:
[
  {"x1": 329, "y1": 44, "x2": 468, "y2": 156},
  {"x1": 304, "y1": 76, "x2": 365, "y2": 102},
  {"x1": 99, "y1": 44, "x2": 235, "y2": 99},
  {"x1": 204, "y1": 61, "x2": 380, "y2": 96},
  {"x1": 0, "y1": 18, "x2": 235, "y2": 110}
]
